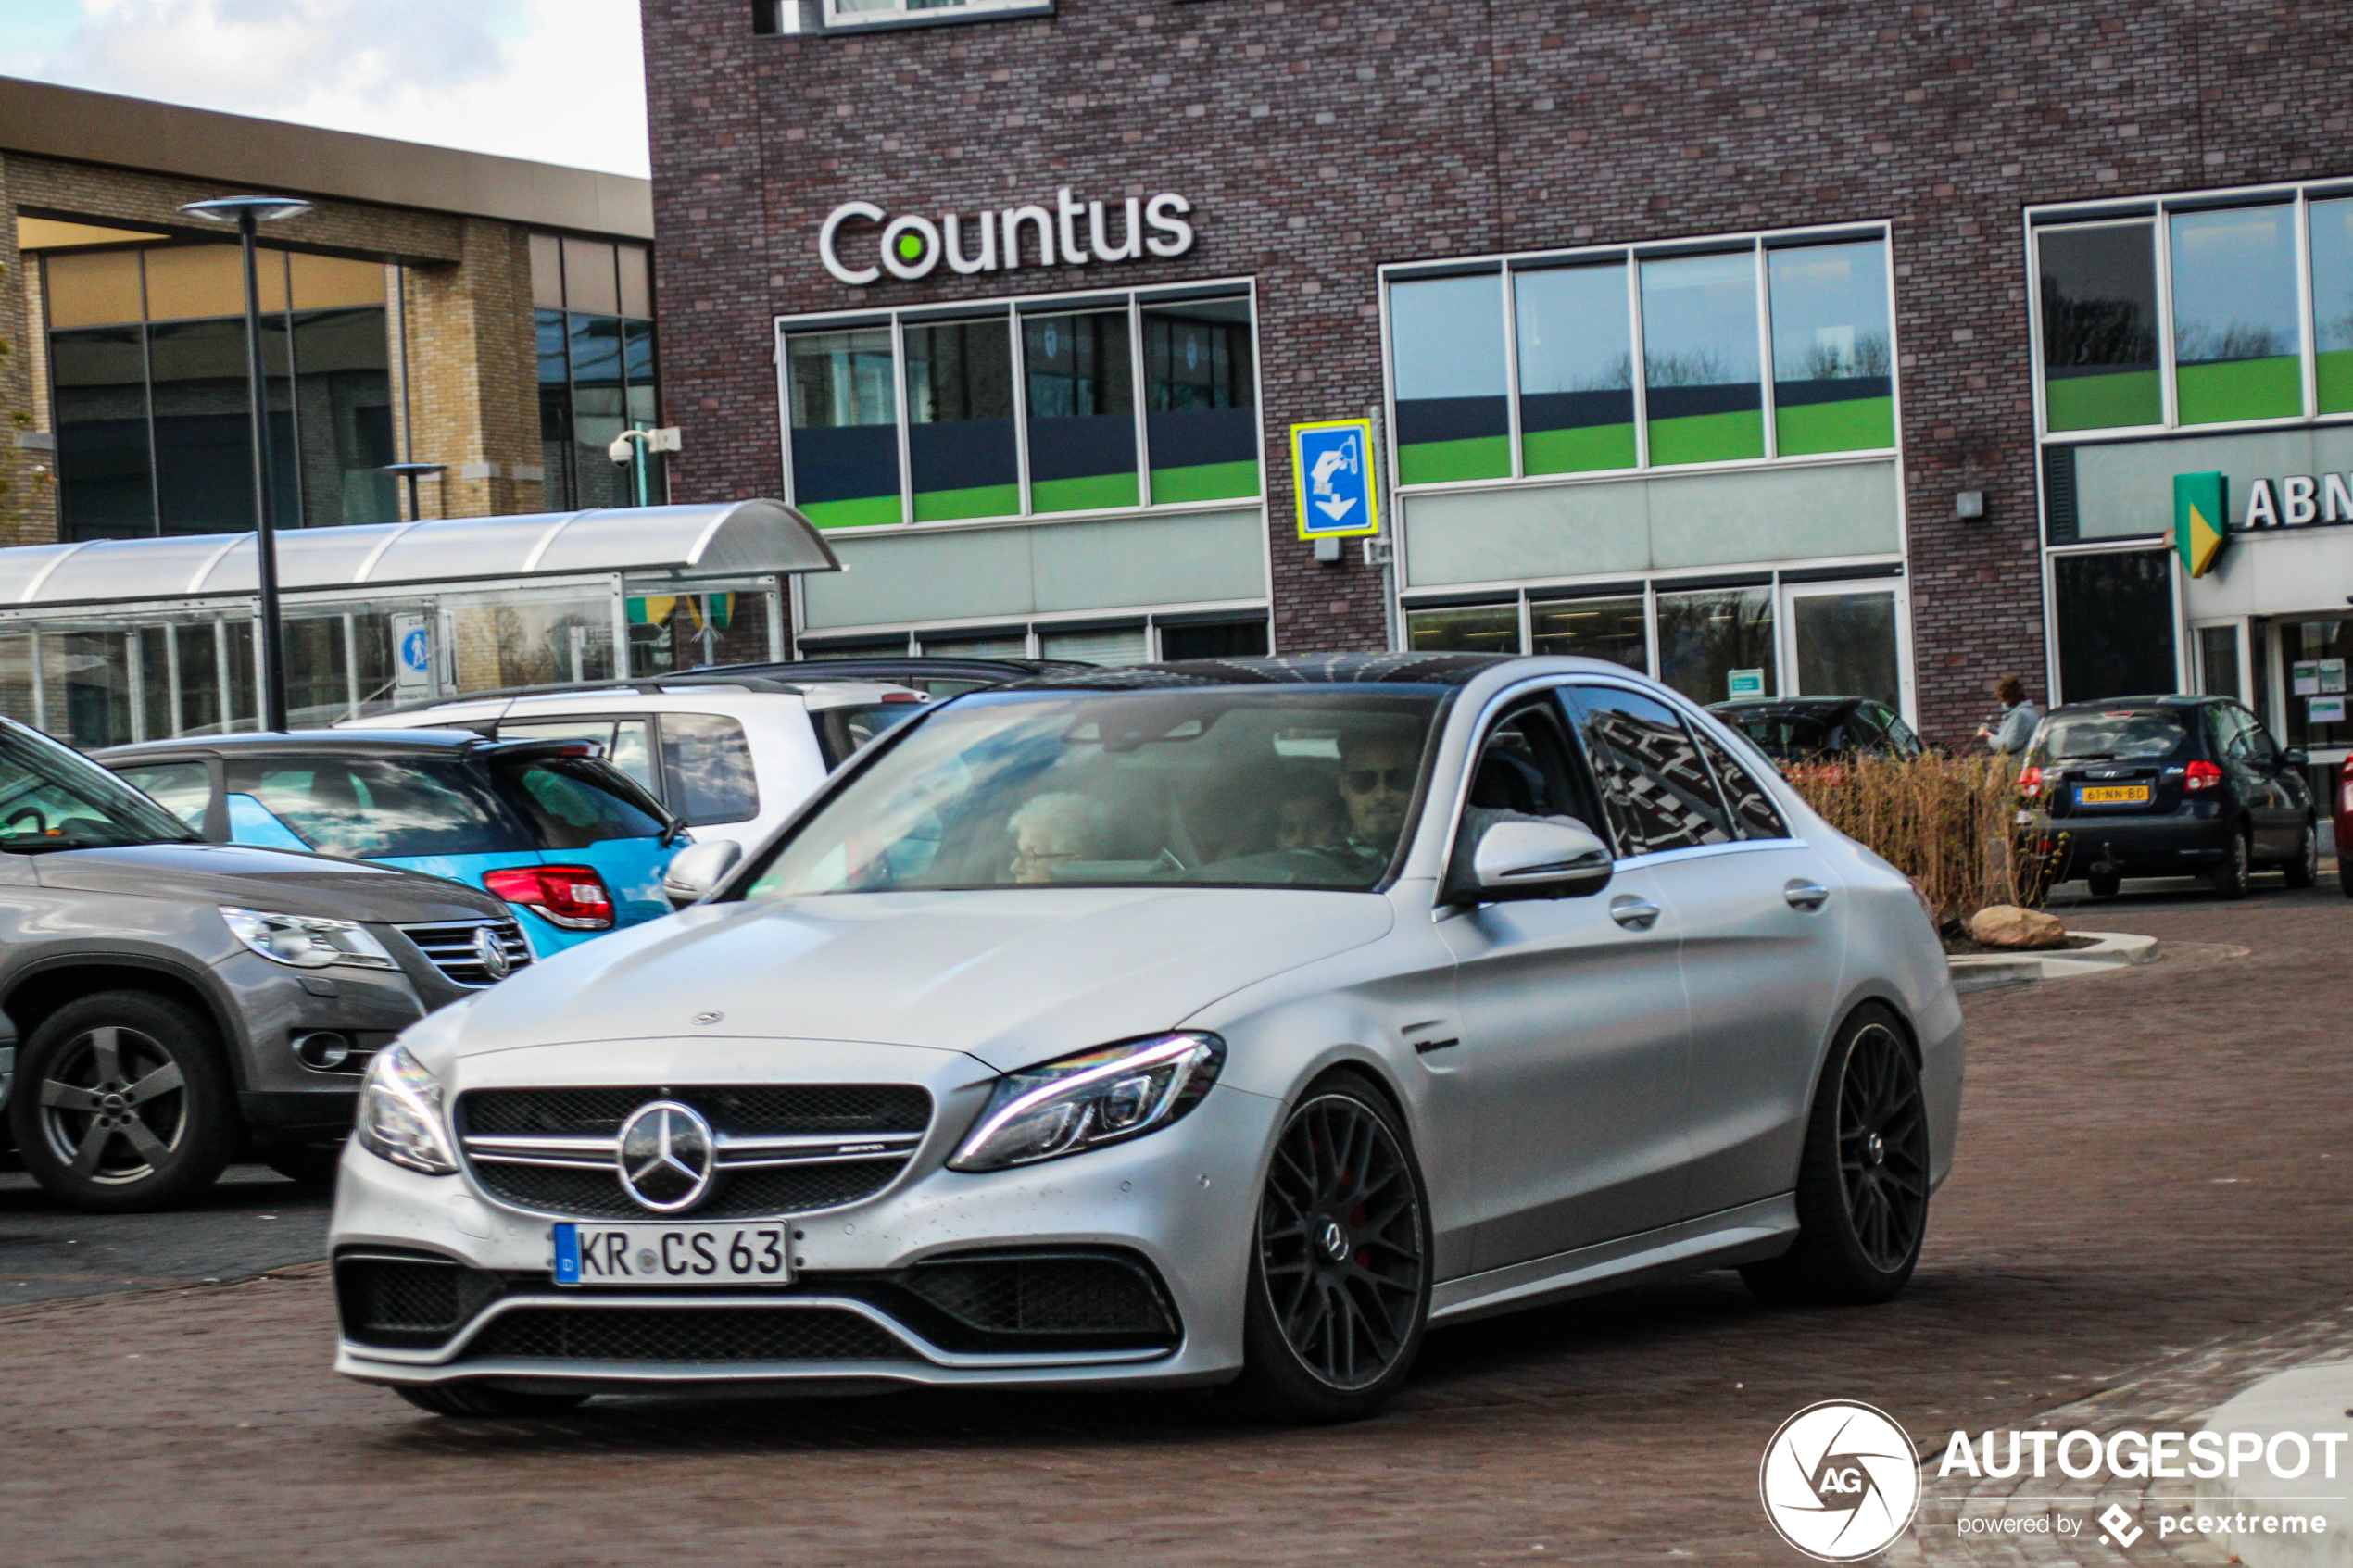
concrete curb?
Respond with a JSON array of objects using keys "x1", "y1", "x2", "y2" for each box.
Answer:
[
  {"x1": 2189, "y1": 1361, "x2": 2353, "y2": 1567},
  {"x1": 1948, "y1": 931, "x2": 2163, "y2": 992}
]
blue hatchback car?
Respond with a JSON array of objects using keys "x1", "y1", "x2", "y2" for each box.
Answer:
[{"x1": 97, "y1": 731, "x2": 686, "y2": 957}]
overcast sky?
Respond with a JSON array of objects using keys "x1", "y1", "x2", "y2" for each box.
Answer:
[{"x1": 0, "y1": 0, "x2": 650, "y2": 176}]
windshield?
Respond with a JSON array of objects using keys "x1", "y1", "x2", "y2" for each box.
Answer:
[
  {"x1": 0, "y1": 726, "x2": 203, "y2": 853},
  {"x1": 2034, "y1": 709, "x2": 2191, "y2": 764},
  {"x1": 226, "y1": 756, "x2": 534, "y2": 859},
  {"x1": 743, "y1": 688, "x2": 1443, "y2": 898},
  {"x1": 1723, "y1": 713, "x2": 1841, "y2": 760}
]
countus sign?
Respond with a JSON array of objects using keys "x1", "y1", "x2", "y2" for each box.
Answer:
[{"x1": 820, "y1": 188, "x2": 1195, "y2": 285}]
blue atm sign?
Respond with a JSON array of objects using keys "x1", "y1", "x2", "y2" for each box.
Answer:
[{"x1": 1290, "y1": 419, "x2": 1380, "y2": 540}]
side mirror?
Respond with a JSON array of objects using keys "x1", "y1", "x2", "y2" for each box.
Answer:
[
  {"x1": 662, "y1": 839, "x2": 742, "y2": 909},
  {"x1": 2283, "y1": 747, "x2": 2309, "y2": 768},
  {"x1": 1446, "y1": 817, "x2": 1614, "y2": 905}
]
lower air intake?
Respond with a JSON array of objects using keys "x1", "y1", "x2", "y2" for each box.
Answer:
[{"x1": 461, "y1": 1307, "x2": 916, "y2": 1364}]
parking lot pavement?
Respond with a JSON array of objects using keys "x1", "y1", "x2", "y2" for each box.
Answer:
[
  {"x1": 0, "y1": 1166, "x2": 328, "y2": 1305},
  {"x1": 0, "y1": 888, "x2": 2345, "y2": 1567}
]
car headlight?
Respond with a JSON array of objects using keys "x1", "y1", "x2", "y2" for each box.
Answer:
[
  {"x1": 220, "y1": 907, "x2": 398, "y2": 971},
  {"x1": 949, "y1": 1032, "x2": 1225, "y2": 1173},
  {"x1": 354, "y1": 1043, "x2": 458, "y2": 1175}
]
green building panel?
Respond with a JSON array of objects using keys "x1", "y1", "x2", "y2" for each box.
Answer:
[
  {"x1": 1398, "y1": 434, "x2": 1512, "y2": 486},
  {"x1": 1646, "y1": 409, "x2": 1764, "y2": 467},
  {"x1": 1031, "y1": 471, "x2": 1142, "y2": 513},
  {"x1": 1148, "y1": 459, "x2": 1262, "y2": 504},
  {"x1": 2176, "y1": 357, "x2": 2303, "y2": 426},
  {"x1": 1522, "y1": 424, "x2": 1637, "y2": 476},
  {"x1": 2044, "y1": 369, "x2": 2160, "y2": 433},
  {"x1": 1775, "y1": 396, "x2": 1894, "y2": 457},
  {"x1": 799, "y1": 494, "x2": 903, "y2": 530},
  {"x1": 911, "y1": 483, "x2": 1021, "y2": 524}
]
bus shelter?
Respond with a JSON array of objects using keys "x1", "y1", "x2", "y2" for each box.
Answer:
[{"x1": 0, "y1": 500, "x2": 840, "y2": 748}]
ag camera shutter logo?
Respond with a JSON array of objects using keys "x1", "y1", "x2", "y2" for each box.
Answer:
[{"x1": 1759, "y1": 1401, "x2": 1921, "y2": 1562}]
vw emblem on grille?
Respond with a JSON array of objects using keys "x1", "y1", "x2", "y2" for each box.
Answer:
[
  {"x1": 472, "y1": 926, "x2": 511, "y2": 980},
  {"x1": 615, "y1": 1100, "x2": 715, "y2": 1213}
]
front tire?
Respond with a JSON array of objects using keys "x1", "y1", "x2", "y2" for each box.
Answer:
[
  {"x1": 7, "y1": 990, "x2": 236, "y2": 1213},
  {"x1": 1742, "y1": 1005, "x2": 1930, "y2": 1307},
  {"x1": 2284, "y1": 820, "x2": 2319, "y2": 890},
  {"x1": 1221, "y1": 1071, "x2": 1430, "y2": 1424},
  {"x1": 2209, "y1": 827, "x2": 2251, "y2": 899},
  {"x1": 394, "y1": 1384, "x2": 590, "y2": 1420}
]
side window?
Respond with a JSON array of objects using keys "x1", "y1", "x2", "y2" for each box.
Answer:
[
  {"x1": 1877, "y1": 709, "x2": 1924, "y2": 757},
  {"x1": 225, "y1": 792, "x2": 314, "y2": 853},
  {"x1": 497, "y1": 717, "x2": 660, "y2": 797},
  {"x1": 661, "y1": 713, "x2": 761, "y2": 826},
  {"x1": 112, "y1": 762, "x2": 210, "y2": 829},
  {"x1": 2232, "y1": 705, "x2": 2276, "y2": 760},
  {"x1": 1453, "y1": 699, "x2": 1605, "y2": 874},
  {"x1": 1693, "y1": 725, "x2": 1793, "y2": 840},
  {"x1": 1565, "y1": 685, "x2": 1736, "y2": 854},
  {"x1": 2204, "y1": 704, "x2": 2245, "y2": 760}
]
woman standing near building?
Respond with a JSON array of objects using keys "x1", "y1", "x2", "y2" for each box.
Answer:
[{"x1": 1977, "y1": 675, "x2": 2040, "y2": 757}]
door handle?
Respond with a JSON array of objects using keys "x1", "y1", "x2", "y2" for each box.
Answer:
[
  {"x1": 1609, "y1": 896, "x2": 1661, "y2": 930},
  {"x1": 1783, "y1": 881, "x2": 1831, "y2": 910}
]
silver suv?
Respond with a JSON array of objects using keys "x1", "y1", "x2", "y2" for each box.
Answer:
[{"x1": 0, "y1": 716, "x2": 526, "y2": 1211}]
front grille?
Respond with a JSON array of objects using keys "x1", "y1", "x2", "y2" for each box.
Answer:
[
  {"x1": 398, "y1": 919, "x2": 534, "y2": 988},
  {"x1": 468, "y1": 1158, "x2": 903, "y2": 1221},
  {"x1": 456, "y1": 1084, "x2": 934, "y2": 1220},
  {"x1": 463, "y1": 1085, "x2": 929, "y2": 1138},
  {"x1": 902, "y1": 1254, "x2": 1175, "y2": 1337},
  {"x1": 461, "y1": 1307, "x2": 914, "y2": 1364},
  {"x1": 335, "y1": 1253, "x2": 506, "y2": 1349}
]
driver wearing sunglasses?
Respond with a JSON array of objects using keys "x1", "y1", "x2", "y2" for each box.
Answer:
[{"x1": 1332, "y1": 724, "x2": 1420, "y2": 863}]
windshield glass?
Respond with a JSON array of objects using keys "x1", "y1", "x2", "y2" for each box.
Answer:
[
  {"x1": 2034, "y1": 709, "x2": 2191, "y2": 764},
  {"x1": 1722, "y1": 713, "x2": 1841, "y2": 759},
  {"x1": 743, "y1": 688, "x2": 1443, "y2": 898},
  {"x1": 225, "y1": 756, "x2": 534, "y2": 859},
  {"x1": 0, "y1": 727, "x2": 203, "y2": 852}
]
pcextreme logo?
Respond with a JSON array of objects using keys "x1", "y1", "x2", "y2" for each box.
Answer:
[
  {"x1": 1759, "y1": 1401, "x2": 1922, "y2": 1562},
  {"x1": 819, "y1": 188, "x2": 1194, "y2": 285}
]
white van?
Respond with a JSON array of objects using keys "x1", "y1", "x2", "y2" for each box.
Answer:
[{"x1": 349, "y1": 679, "x2": 927, "y2": 851}]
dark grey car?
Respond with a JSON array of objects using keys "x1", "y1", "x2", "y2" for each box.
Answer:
[{"x1": 0, "y1": 716, "x2": 529, "y2": 1211}]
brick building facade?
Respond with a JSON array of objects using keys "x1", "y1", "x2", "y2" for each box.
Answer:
[{"x1": 641, "y1": 0, "x2": 2353, "y2": 761}]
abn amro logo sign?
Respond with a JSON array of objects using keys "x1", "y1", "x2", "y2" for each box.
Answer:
[{"x1": 1759, "y1": 1401, "x2": 1921, "y2": 1562}]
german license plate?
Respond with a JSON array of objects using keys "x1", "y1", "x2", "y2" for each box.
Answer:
[
  {"x1": 552, "y1": 1222, "x2": 792, "y2": 1286},
  {"x1": 2076, "y1": 784, "x2": 2150, "y2": 804}
]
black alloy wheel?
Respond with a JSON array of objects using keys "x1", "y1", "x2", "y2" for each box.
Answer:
[
  {"x1": 2284, "y1": 820, "x2": 2320, "y2": 890},
  {"x1": 1834, "y1": 1022, "x2": 1932, "y2": 1274},
  {"x1": 2209, "y1": 827, "x2": 2251, "y2": 900},
  {"x1": 1743, "y1": 1006, "x2": 1930, "y2": 1306},
  {"x1": 7, "y1": 991, "x2": 236, "y2": 1212},
  {"x1": 1225, "y1": 1073, "x2": 1429, "y2": 1423}
]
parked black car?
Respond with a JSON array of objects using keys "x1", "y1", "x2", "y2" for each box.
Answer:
[
  {"x1": 2019, "y1": 695, "x2": 2318, "y2": 899},
  {"x1": 1708, "y1": 696, "x2": 1928, "y2": 771}
]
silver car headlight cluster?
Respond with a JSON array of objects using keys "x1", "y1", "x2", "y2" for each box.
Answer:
[
  {"x1": 354, "y1": 1043, "x2": 459, "y2": 1175},
  {"x1": 950, "y1": 1032, "x2": 1225, "y2": 1173},
  {"x1": 220, "y1": 906, "x2": 398, "y2": 971}
]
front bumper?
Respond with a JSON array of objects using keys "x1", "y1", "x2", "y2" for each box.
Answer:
[
  {"x1": 329, "y1": 1041, "x2": 1279, "y2": 1395},
  {"x1": 213, "y1": 949, "x2": 430, "y2": 1137}
]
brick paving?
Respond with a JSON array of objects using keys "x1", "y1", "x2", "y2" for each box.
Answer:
[{"x1": 0, "y1": 891, "x2": 2346, "y2": 1566}]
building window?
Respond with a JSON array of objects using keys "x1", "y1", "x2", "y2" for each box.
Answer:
[
  {"x1": 2032, "y1": 182, "x2": 2353, "y2": 438},
  {"x1": 1515, "y1": 260, "x2": 1634, "y2": 476},
  {"x1": 2171, "y1": 205, "x2": 2300, "y2": 426},
  {"x1": 42, "y1": 245, "x2": 396, "y2": 540},
  {"x1": 1382, "y1": 225, "x2": 1894, "y2": 491},
  {"x1": 757, "y1": 0, "x2": 1052, "y2": 32},
  {"x1": 1389, "y1": 272, "x2": 1510, "y2": 484},
  {"x1": 1641, "y1": 251, "x2": 1764, "y2": 466},
  {"x1": 532, "y1": 233, "x2": 661, "y2": 511},
  {"x1": 777, "y1": 283, "x2": 1260, "y2": 530},
  {"x1": 2053, "y1": 549, "x2": 2176, "y2": 703},
  {"x1": 1529, "y1": 593, "x2": 1646, "y2": 670},
  {"x1": 798, "y1": 612, "x2": 1265, "y2": 664}
]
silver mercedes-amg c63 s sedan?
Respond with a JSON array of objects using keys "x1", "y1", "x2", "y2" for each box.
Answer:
[{"x1": 331, "y1": 653, "x2": 1963, "y2": 1423}]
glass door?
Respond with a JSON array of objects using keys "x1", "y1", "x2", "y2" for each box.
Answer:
[{"x1": 1780, "y1": 582, "x2": 1907, "y2": 716}]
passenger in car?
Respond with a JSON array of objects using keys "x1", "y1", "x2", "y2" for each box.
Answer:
[
  {"x1": 1271, "y1": 767, "x2": 1346, "y2": 854},
  {"x1": 1007, "y1": 790, "x2": 1113, "y2": 883}
]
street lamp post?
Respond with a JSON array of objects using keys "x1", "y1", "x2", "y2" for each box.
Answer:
[
  {"x1": 379, "y1": 461, "x2": 446, "y2": 523},
  {"x1": 178, "y1": 194, "x2": 313, "y2": 734}
]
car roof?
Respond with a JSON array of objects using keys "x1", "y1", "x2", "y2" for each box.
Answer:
[
  {"x1": 94, "y1": 727, "x2": 562, "y2": 761},
  {"x1": 710, "y1": 656, "x2": 1093, "y2": 682},
  {"x1": 2043, "y1": 694, "x2": 2218, "y2": 716},
  {"x1": 998, "y1": 652, "x2": 1516, "y2": 690},
  {"x1": 1708, "y1": 696, "x2": 1865, "y2": 716}
]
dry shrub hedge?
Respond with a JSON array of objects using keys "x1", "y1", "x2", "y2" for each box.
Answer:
[{"x1": 1781, "y1": 754, "x2": 2048, "y2": 923}]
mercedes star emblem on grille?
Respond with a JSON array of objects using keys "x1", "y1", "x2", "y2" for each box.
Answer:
[
  {"x1": 472, "y1": 925, "x2": 511, "y2": 980},
  {"x1": 615, "y1": 1100, "x2": 715, "y2": 1213}
]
